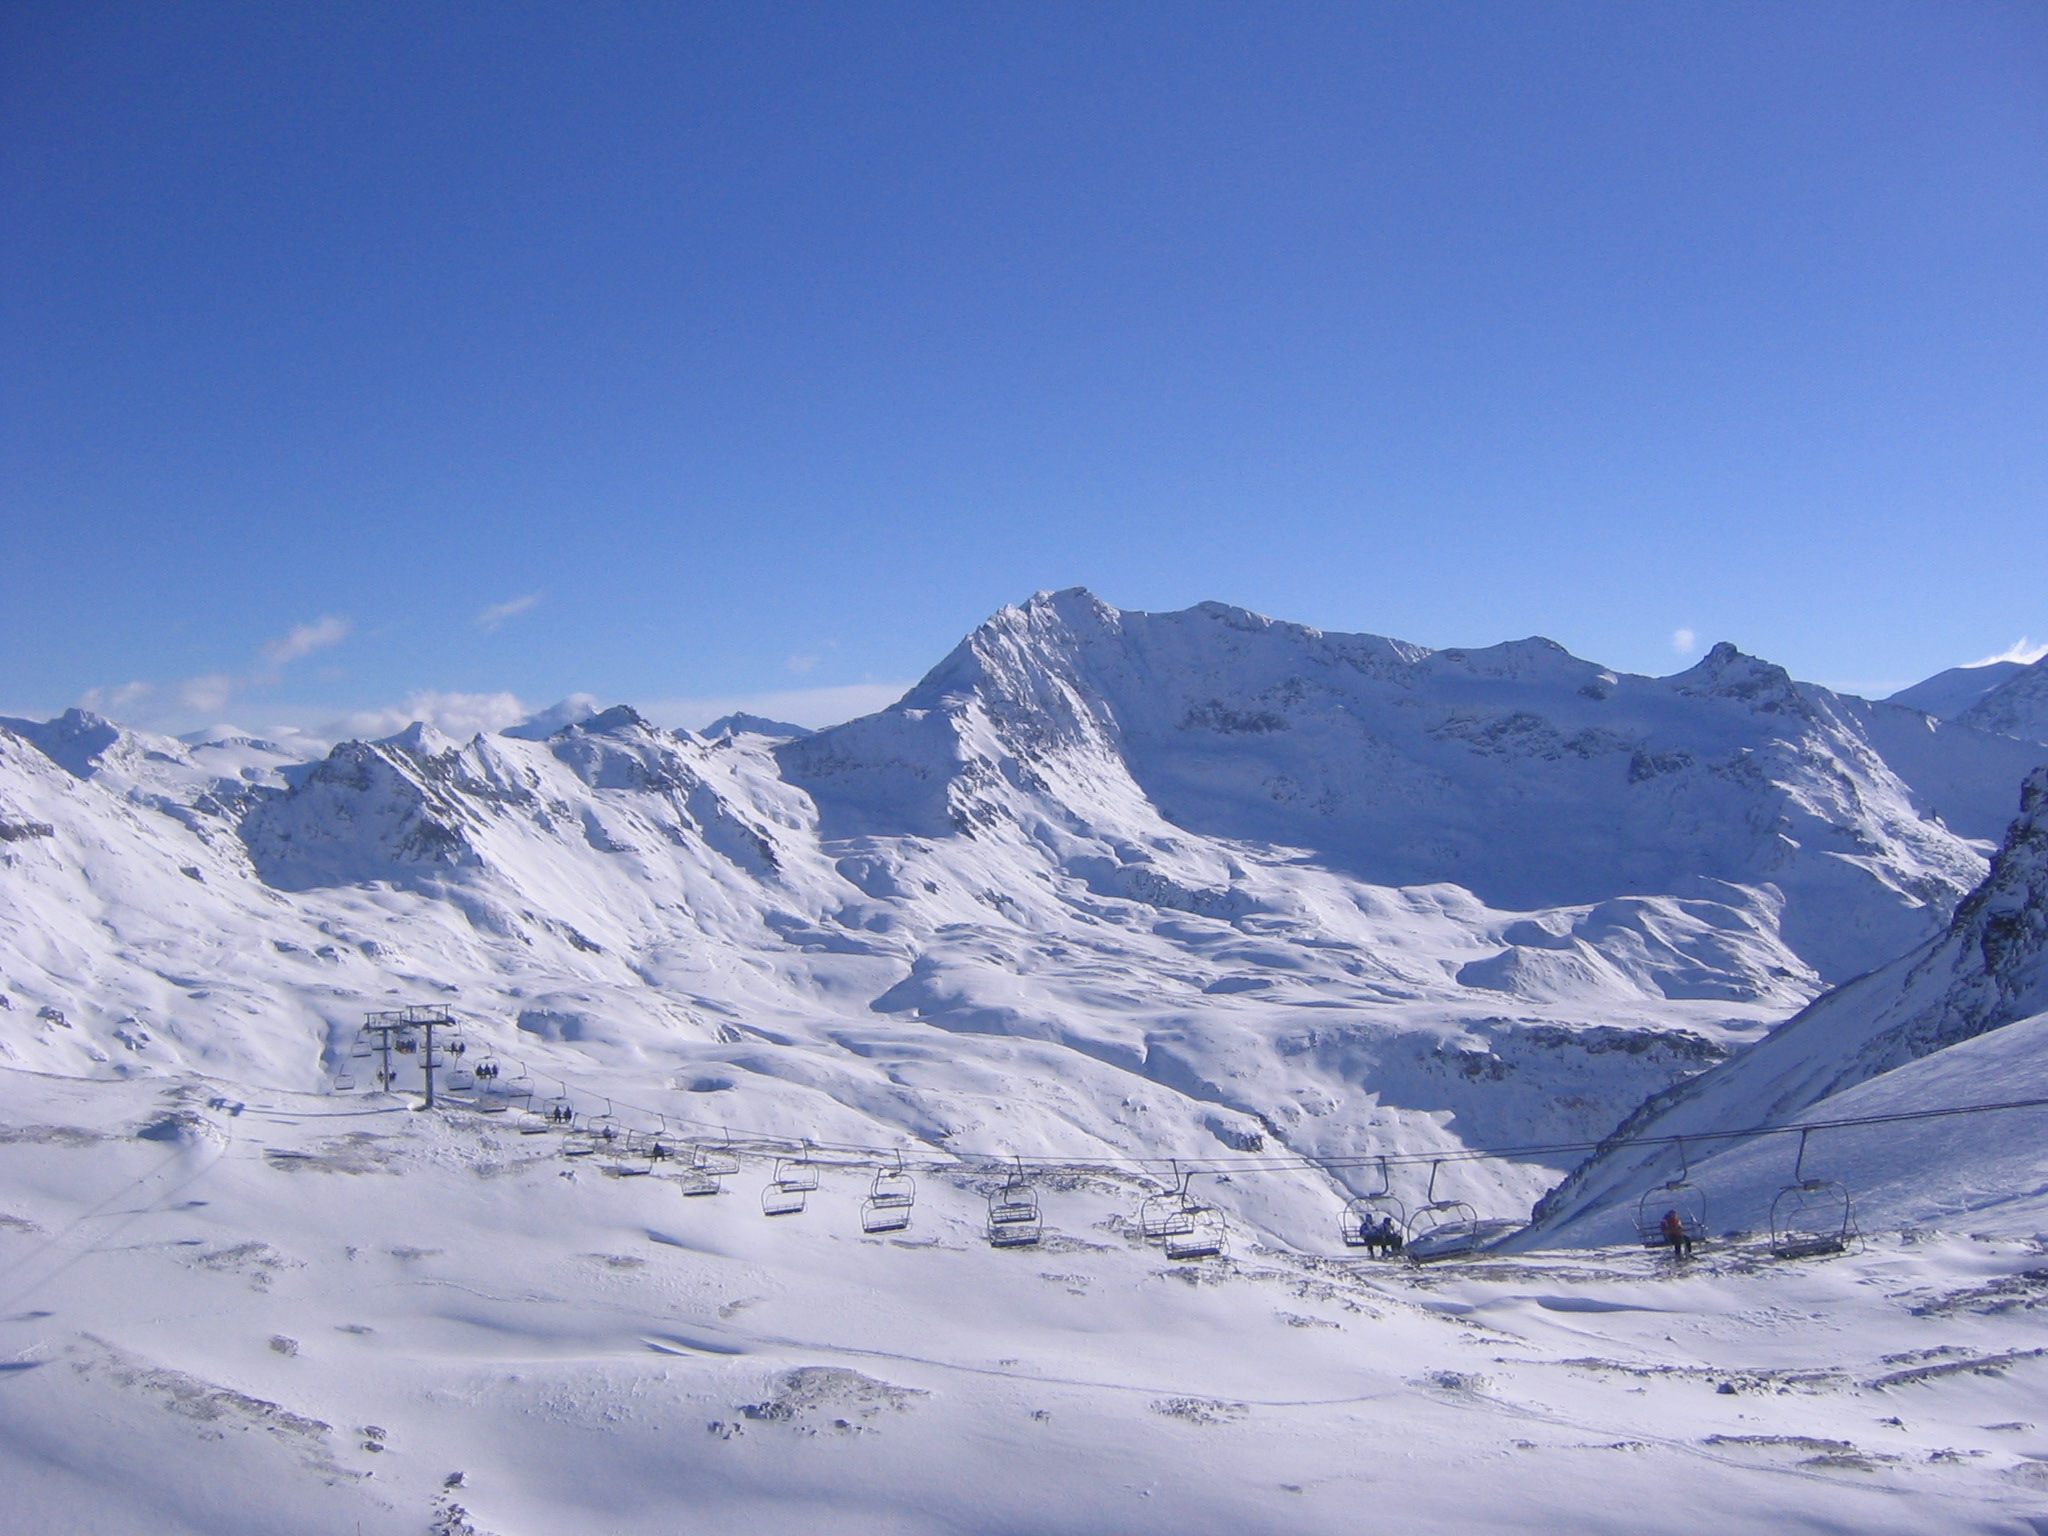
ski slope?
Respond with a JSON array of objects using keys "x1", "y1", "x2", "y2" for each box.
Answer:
[{"x1": 5, "y1": 1067, "x2": 2048, "y2": 1536}]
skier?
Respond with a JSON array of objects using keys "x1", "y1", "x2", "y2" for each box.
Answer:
[{"x1": 1661, "y1": 1207, "x2": 1693, "y2": 1260}]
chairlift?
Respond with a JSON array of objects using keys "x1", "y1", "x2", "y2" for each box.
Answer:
[
  {"x1": 860, "y1": 1195, "x2": 911, "y2": 1234},
  {"x1": 1340, "y1": 1158, "x2": 1408, "y2": 1257},
  {"x1": 988, "y1": 1159, "x2": 1039, "y2": 1225},
  {"x1": 446, "y1": 1064, "x2": 477, "y2": 1092},
  {"x1": 395, "y1": 1036, "x2": 418, "y2": 1055},
  {"x1": 761, "y1": 1180, "x2": 807, "y2": 1217},
  {"x1": 1634, "y1": 1138, "x2": 1708, "y2": 1253},
  {"x1": 987, "y1": 1208, "x2": 1041, "y2": 1247},
  {"x1": 1139, "y1": 1162, "x2": 1199, "y2": 1241},
  {"x1": 333, "y1": 1069, "x2": 357, "y2": 1093},
  {"x1": 1404, "y1": 1161, "x2": 1484, "y2": 1263},
  {"x1": 696, "y1": 1130, "x2": 742, "y2": 1178},
  {"x1": 868, "y1": 1153, "x2": 915, "y2": 1210},
  {"x1": 1769, "y1": 1128, "x2": 1856, "y2": 1260},
  {"x1": 1165, "y1": 1206, "x2": 1226, "y2": 1261},
  {"x1": 775, "y1": 1143, "x2": 820, "y2": 1193},
  {"x1": 986, "y1": 1160, "x2": 1042, "y2": 1247}
]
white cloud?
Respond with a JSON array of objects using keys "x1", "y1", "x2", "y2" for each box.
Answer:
[
  {"x1": 1671, "y1": 628, "x2": 1698, "y2": 655},
  {"x1": 261, "y1": 615, "x2": 352, "y2": 669},
  {"x1": 78, "y1": 681, "x2": 153, "y2": 714},
  {"x1": 638, "y1": 681, "x2": 911, "y2": 733},
  {"x1": 785, "y1": 654, "x2": 820, "y2": 674},
  {"x1": 477, "y1": 593, "x2": 543, "y2": 633},
  {"x1": 1968, "y1": 636, "x2": 2048, "y2": 668},
  {"x1": 136, "y1": 615, "x2": 361, "y2": 722},
  {"x1": 179, "y1": 673, "x2": 241, "y2": 714}
]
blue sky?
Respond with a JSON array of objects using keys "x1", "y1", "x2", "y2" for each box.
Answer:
[{"x1": 4, "y1": 1, "x2": 2045, "y2": 735}]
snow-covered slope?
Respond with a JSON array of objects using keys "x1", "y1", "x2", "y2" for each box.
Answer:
[
  {"x1": 1890, "y1": 660, "x2": 2030, "y2": 720},
  {"x1": 1527, "y1": 764, "x2": 2048, "y2": 1247},
  {"x1": 7, "y1": 1065, "x2": 2048, "y2": 1536},
  {"x1": 1958, "y1": 656, "x2": 2048, "y2": 746}
]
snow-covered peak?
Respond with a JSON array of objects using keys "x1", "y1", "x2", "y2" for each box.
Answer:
[
  {"x1": 1888, "y1": 659, "x2": 2029, "y2": 720},
  {"x1": 1667, "y1": 641, "x2": 1807, "y2": 715},
  {"x1": 790, "y1": 597, "x2": 2032, "y2": 980},
  {"x1": 701, "y1": 712, "x2": 813, "y2": 740},
  {"x1": 1955, "y1": 655, "x2": 2048, "y2": 745},
  {"x1": 0, "y1": 707, "x2": 131, "y2": 778},
  {"x1": 375, "y1": 719, "x2": 461, "y2": 757}
]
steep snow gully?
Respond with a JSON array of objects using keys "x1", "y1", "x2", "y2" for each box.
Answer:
[{"x1": 8, "y1": 591, "x2": 2048, "y2": 1534}]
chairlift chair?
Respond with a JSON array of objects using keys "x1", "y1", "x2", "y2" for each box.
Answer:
[
  {"x1": 1769, "y1": 1129, "x2": 1856, "y2": 1260},
  {"x1": 1165, "y1": 1206, "x2": 1227, "y2": 1261},
  {"x1": 1339, "y1": 1159, "x2": 1408, "y2": 1256},
  {"x1": 988, "y1": 1159, "x2": 1039, "y2": 1226},
  {"x1": 446, "y1": 1064, "x2": 477, "y2": 1092},
  {"x1": 333, "y1": 1069, "x2": 357, "y2": 1092},
  {"x1": 1634, "y1": 1140, "x2": 1708, "y2": 1252},
  {"x1": 1403, "y1": 1162, "x2": 1484, "y2": 1263},
  {"x1": 761, "y1": 1175, "x2": 807, "y2": 1216},
  {"x1": 775, "y1": 1144, "x2": 820, "y2": 1193},
  {"x1": 868, "y1": 1154, "x2": 915, "y2": 1210},
  {"x1": 696, "y1": 1132, "x2": 742, "y2": 1178},
  {"x1": 675, "y1": 1145, "x2": 726, "y2": 1195},
  {"x1": 861, "y1": 1195, "x2": 912, "y2": 1234},
  {"x1": 986, "y1": 1163, "x2": 1042, "y2": 1246},
  {"x1": 987, "y1": 1208, "x2": 1041, "y2": 1247},
  {"x1": 1139, "y1": 1164, "x2": 1200, "y2": 1242}
]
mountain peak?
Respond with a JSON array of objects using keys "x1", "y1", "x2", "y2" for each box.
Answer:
[
  {"x1": 376, "y1": 720, "x2": 459, "y2": 756},
  {"x1": 1671, "y1": 641, "x2": 1802, "y2": 710},
  {"x1": 702, "y1": 712, "x2": 811, "y2": 740},
  {"x1": 0, "y1": 708, "x2": 130, "y2": 779}
]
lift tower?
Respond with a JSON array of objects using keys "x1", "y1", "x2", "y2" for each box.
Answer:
[{"x1": 362, "y1": 1006, "x2": 459, "y2": 1109}]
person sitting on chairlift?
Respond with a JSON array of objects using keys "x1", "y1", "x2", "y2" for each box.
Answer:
[{"x1": 1660, "y1": 1207, "x2": 1693, "y2": 1260}]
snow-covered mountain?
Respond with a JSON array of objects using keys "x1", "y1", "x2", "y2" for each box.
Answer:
[
  {"x1": 1955, "y1": 655, "x2": 2048, "y2": 746},
  {"x1": 1887, "y1": 653, "x2": 2048, "y2": 745},
  {"x1": 784, "y1": 590, "x2": 2034, "y2": 979},
  {"x1": 1888, "y1": 658, "x2": 2030, "y2": 720},
  {"x1": 3, "y1": 590, "x2": 2043, "y2": 1235},
  {"x1": 1525, "y1": 762, "x2": 2048, "y2": 1246}
]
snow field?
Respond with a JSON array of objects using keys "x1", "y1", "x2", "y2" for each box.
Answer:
[{"x1": 5, "y1": 1070, "x2": 2048, "y2": 1535}]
